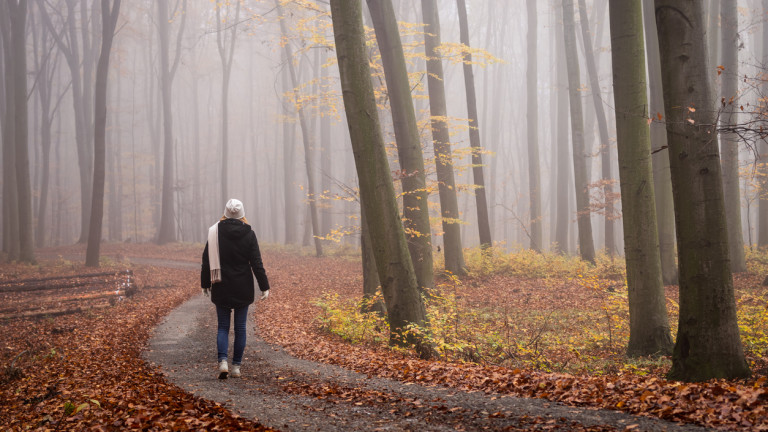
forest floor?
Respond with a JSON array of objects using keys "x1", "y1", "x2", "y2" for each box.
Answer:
[{"x1": 0, "y1": 243, "x2": 765, "y2": 430}]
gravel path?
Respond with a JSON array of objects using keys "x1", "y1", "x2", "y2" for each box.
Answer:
[{"x1": 144, "y1": 293, "x2": 711, "y2": 431}]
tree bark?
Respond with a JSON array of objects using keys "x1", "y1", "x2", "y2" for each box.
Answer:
[
  {"x1": 367, "y1": 0, "x2": 434, "y2": 291},
  {"x1": 421, "y1": 0, "x2": 466, "y2": 274},
  {"x1": 554, "y1": 0, "x2": 571, "y2": 254},
  {"x1": 9, "y1": 0, "x2": 34, "y2": 263},
  {"x1": 759, "y1": 1, "x2": 768, "y2": 248},
  {"x1": 86, "y1": 0, "x2": 121, "y2": 267},
  {"x1": 642, "y1": 0, "x2": 678, "y2": 284},
  {"x1": 655, "y1": 0, "x2": 750, "y2": 381},
  {"x1": 609, "y1": 0, "x2": 673, "y2": 357},
  {"x1": 562, "y1": 0, "x2": 596, "y2": 263},
  {"x1": 361, "y1": 197, "x2": 385, "y2": 315},
  {"x1": 280, "y1": 49, "x2": 298, "y2": 245},
  {"x1": 276, "y1": 1, "x2": 323, "y2": 257},
  {"x1": 719, "y1": 0, "x2": 746, "y2": 271},
  {"x1": 216, "y1": 0, "x2": 240, "y2": 204},
  {"x1": 456, "y1": 0, "x2": 493, "y2": 250},
  {"x1": 330, "y1": 0, "x2": 431, "y2": 356},
  {"x1": 0, "y1": 3, "x2": 20, "y2": 260},
  {"x1": 522, "y1": 0, "x2": 542, "y2": 252},
  {"x1": 578, "y1": 0, "x2": 615, "y2": 255}
]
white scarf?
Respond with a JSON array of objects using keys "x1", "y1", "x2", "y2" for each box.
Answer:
[{"x1": 207, "y1": 222, "x2": 222, "y2": 283}]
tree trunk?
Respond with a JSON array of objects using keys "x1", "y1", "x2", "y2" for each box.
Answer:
[
  {"x1": 655, "y1": 0, "x2": 750, "y2": 381},
  {"x1": 554, "y1": 0, "x2": 570, "y2": 254},
  {"x1": 421, "y1": 0, "x2": 466, "y2": 274},
  {"x1": 524, "y1": 0, "x2": 542, "y2": 252},
  {"x1": 642, "y1": 0, "x2": 678, "y2": 284},
  {"x1": 609, "y1": 0, "x2": 673, "y2": 357},
  {"x1": 719, "y1": 0, "x2": 746, "y2": 271},
  {"x1": 320, "y1": 49, "x2": 333, "y2": 239},
  {"x1": 9, "y1": 0, "x2": 34, "y2": 263},
  {"x1": 330, "y1": 0, "x2": 432, "y2": 357},
  {"x1": 578, "y1": 0, "x2": 615, "y2": 255},
  {"x1": 759, "y1": 1, "x2": 768, "y2": 248},
  {"x1": 0, "y1": 4, "x2": 20, "y2": 260},
  {"x1": 217, "y1": 1, "x2": 240, "y2": 204},
  {"x1": 361, "y1": 197, "x2": 385, "y2": 315},
  {"x1": 367, "y1": 0, "x2": 434, "y2": 291},
  {"x1": 281, "y1": 50, "x2": 298, "y2": 245},
  {"x1": 456, "y1": 0, "x2": 493, "y2": 250},
  {"x1": 562, "y1": 0, "x2": 596, "y2": 263},
  {"x1": 86, "y1": 0, "x2": 120, "y2": 267}
]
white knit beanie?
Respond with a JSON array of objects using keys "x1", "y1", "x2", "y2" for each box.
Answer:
[{"x1": 224, "y1": 198, "x2": 245, "y2": 219}]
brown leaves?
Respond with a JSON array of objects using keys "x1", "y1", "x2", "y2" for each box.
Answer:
[
  {"x1": 0, "y1": 244, "x2": 272, "y2": 431},
  {"x1": 257, "y1": 252, "x2": 768, "y2": 431}
]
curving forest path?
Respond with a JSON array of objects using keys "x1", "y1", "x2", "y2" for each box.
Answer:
[{"x1": 144, "y1": 252, "x2": 710, "y2": 431}]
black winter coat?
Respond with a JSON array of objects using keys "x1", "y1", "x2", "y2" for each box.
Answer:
[{"x1": 201, "y1": 219, "x2": 270, "y2": 309}]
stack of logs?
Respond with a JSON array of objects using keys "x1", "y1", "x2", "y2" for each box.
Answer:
[{"x1": 0, "y1": 270, "x2": 137, "y2": 320}]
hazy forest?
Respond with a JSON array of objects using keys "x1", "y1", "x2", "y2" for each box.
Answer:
[{"x1": 2, "y1": 0, "x2": 768, "y2": 430}]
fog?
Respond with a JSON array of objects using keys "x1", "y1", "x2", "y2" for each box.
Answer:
[{"x1": 2, "y1": 0, "x2": 766, "y2": 259}]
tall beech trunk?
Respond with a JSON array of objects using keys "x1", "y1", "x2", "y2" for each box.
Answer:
[
  {"x1": 642, "y1": 0, "x2": 678, "y2": 284},
  {"x1": 578, "y1": 0, "x2": 615, "y2": 255},
  {"x1": 561, "y1": 0, "x2": 596, "y2": 263},
  {"x1": 719, "y1": 0, "x2": 746, "y2": 271},
  {"x1": 85, "y1": 0, "x2": 120, "y2": 267},
  {"x1": 0, "y1": 4, "x2": 20, "y2": 260},
  {"x1": 759, "y1": 2, "x2": 768, "y2": 248},
  {"x1": 9, "y1": 0, "x2": 34, "y2": 263},
  {"x1": 524, "y1": 0, "x2": 542, "y2": 252},
  {"x1": 456, "y1": 0, "x2": 493, "y2": 249},
  {"x1": 330, "y1": 0, "x2": 431, "y2": 357},
  {"x1": 367, "y1": 0, "x2": 434, "y2": 291},
  {"x1": 655, "y1": 0, "x2": 750, "y2": 381},
  {"x1": 554, "y1": 0, "x2": 570, "y2": 254},
  {"x1": 421, "y1": 0, "x2": 466, "y2": 274},
  {"x1": 276, "y1": 1, "x2": 323, "y2": 257},
  {"x1": 609, "y1": 0, "x2": 673, "y2": 357},
  {"x1": 216, "y1": 1, "x2": 240, "y2": 204},
  {"x1": 280, "y1": 49, "x2": 298, "y2": 245}
]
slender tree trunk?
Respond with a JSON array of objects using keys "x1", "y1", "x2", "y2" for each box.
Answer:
[
  {"x1": 0, "y1": 5, "x2": 20, "y2": 260},
  {"x1": 330, "y1": 0, "x2": 432, "y2": 357},
  {"x1": 217, "y1": 1, "x2": 240, "y2": 204},
  {"x1": 759, "y1": 2, "x2": 768, "y2": 248},
  {"x1": 367, "y1": 0, "x2": 434, "y2": 291},
  {"x1": 554, "y1": 0, "x2": 571, "y2": 254},
  {"x1": 609, "y1": 0, "x2": 673, "y2": 357},
  {"x1": 421, "y1": 0, "x2": 466, "y2": 274},
  {"x1": 655, "y1": 0, "x2": 750, "y2": 381},
  {"x1": 277, "y1": 1, "x2": 323, "y2": 257},
  {"x1": 281, "y1": 48, "x2": 298, "y2": 244},
  {"x1": 578, "y1": 0, "x2": 615, "y2": 255},
  {"x1": 524, "y1": 0, "x2": 542, "y2": 252},
  {"x1": 86, "y1": 0, "x2": 120, "y2": 267},
  {"x1": 719, "y1": 0, "x2": 746, "y2": 271},
  {"x1": 456, "y1": 0, "x2": 493, "y2": 250},
  {"x1": 9, "y1": 0, "x2": 34, "y2": 263},
  {"x1": 156, "y1": 0, "x2": 182, "y2": 244},
  {"x1": 642, "y1": 0, "x2": 678, "y2": 284},
  {"x1": 320, "y1": 49, "x2": 333, "y2": 239},
  {"x1": 562, "y1": 0, "x2": 596, "y2": 263}
]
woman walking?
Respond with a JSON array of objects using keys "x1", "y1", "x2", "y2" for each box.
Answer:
[{"x1": 201, "y1": 199, "x2": 270, "y2": 379}]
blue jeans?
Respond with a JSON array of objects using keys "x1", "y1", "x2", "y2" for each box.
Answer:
[{"x1": 216, "y1": 305, "x2": 249, "y2": 365}]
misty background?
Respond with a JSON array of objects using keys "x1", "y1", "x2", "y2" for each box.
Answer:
[{"x1": 2, "y1": 0, "x2": 765, "y2": 258}]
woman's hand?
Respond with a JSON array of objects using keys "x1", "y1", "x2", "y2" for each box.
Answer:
[{"x1": 260, "y1": 290, "x2": 269, "y2": 301}]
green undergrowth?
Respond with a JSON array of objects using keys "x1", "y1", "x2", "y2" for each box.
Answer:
[{"x1": 315, "y1": 246, "x2": 768, "y2": 377}]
